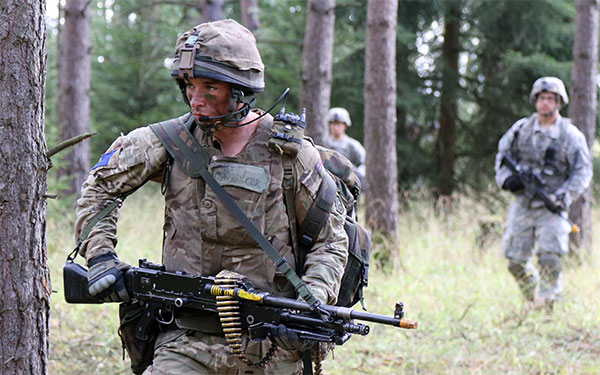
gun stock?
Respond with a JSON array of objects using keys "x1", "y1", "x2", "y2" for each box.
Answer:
[{"x1": 63, "y1": 261, "x2": 102, "y2": 304}]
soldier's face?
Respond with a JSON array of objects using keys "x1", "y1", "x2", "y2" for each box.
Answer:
[
  {"x1": 535, "y1": 92, "x2": 560, "y2": 116},
  {"x1": 185, "y1": 77, "x2": 232, "y2": 121},
  {"x1": 329, "y1": 121, "x2": 347, "y2": 138}
]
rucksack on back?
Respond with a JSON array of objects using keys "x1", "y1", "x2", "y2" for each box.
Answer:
[{"x1": 269, "y1": 110, "x2": 371, "y2": 309}]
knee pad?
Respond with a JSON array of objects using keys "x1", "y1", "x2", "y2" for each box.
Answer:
[
  {"x1": 538, "y1": 253, "x2": 561, "y2": 277},
  {"x1": 508, "y1": 261, "x2": 527, "y2": 278}
]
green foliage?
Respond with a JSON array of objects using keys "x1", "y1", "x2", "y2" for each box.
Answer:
[
  {"x1": 254, "y1": 1, "x2": 306, "y2": 113},
  {"x1": 44, "y1": 0, "x2": 593, "y2": 195},
  {"x1": 89, "y1": 1, "x2": 191, "y2": 158},
  {"x1": 460, "y1": 0, "x2": 575, "y2": 191}
]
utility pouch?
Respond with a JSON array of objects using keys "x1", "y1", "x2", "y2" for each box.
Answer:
[
  {"x1": 336, "y1": 216, "x2": 370, "y2": 308},
  {"x1": 118, "y1": 302, "x2": 158, "y2": 375},
  {"x1": 268, "y1": 109, "x2": 306, "y2": 157}
]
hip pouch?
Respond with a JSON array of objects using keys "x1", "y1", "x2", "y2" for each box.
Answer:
[{"x1": 118, "y1": 302, "x2": 158, "y2": 374}]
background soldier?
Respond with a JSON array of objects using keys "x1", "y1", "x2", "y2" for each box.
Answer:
[
  {"x1": 327, "y1": 107, "x2": 366, "y2": 185},
  {"x1": 494, "y1": 76, "x2": 592, "y2": 312},
  {"x1": 75, "y1": 19, "x2": 348, "y2": 374}
]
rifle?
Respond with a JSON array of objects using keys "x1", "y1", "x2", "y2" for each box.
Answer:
[
  {"x1": 64, "y1": 259, "x2": 417, "y2": 347},
  {"x1": 500, "y1": 154, "x2": 579, "y2": 233}
]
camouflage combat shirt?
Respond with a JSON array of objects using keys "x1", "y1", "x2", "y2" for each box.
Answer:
[
  {"x1": 75, "y1": 110, "x2": 348, "y2": 305},
  {"x1": 494, "y1": 113, "x2": 592, "y2": 209}
]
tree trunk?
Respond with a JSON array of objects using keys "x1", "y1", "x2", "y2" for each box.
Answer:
[
  {"x1": 568, "y1": 0, "x2": 598, "y2": 256},
  {"x1": 0, "y1": 1, "x2": 50, "y2": 374},
  {"x1": 240, "y1": 0, "x2": 260, "y2": 31},
  {"x1": 364, "y1": 0, "x2": 398, "y2": 239},
  {"x1": 436, "y1": 1, "x2": 461, "y2": 197},
  {"x1": 300, "y1": 0, "x2": 336, "y2": 146},
  {"x1": 199, "y1": 0, "x2": 224, "y2": 23},
  {"x1": 57, "y1": 0, "x2": 92, "y2": 197}
]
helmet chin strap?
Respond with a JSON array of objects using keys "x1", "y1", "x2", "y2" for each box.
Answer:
[{"x1": 195, "y1": 88, "x2": 256, "y2": 134}]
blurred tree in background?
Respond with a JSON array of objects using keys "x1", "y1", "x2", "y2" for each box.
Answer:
[{"x1": 45, "y1": 0, "x2": 595, "y2": 200}]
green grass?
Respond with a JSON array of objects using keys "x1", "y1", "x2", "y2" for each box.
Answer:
[{"x1": 47, "y1": 188, "x2": 600, "y2": 374}]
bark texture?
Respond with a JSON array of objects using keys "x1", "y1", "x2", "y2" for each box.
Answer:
[
  {"x1": 57, "y1": 0, "x2": 92, "y2": 197},
  {"x1": 0, "y1": 1, "x2": 51, "y2": 374},
  {"x1": 199, "y1": 0, "x2": 224, "y2": 23},
  {"x1": 300, "y1": 0, "x2": 336, "y2": 146},
  {"x1": 241, "y1": 0, "x2": 260, "y2": 31},
  {"x1": 364, "y1": 0, "x2": 398, "y2": 238},
  {"x1": 568, "y1": 0, "x2": 599, "y2": 254},
  {"x1": 436, "y1": 2, "x2": 461, "y2": 197}
]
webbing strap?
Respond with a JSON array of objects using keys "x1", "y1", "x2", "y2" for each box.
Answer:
[
  {"x1": 296, "y1": 172, "x2": 336, "y2": 272},
  {"x1": 69, "y1": 189, "x2": 138, "y2": 262},
  {"x1": 281, "y1": 162, "x2": 300, "y2": 273},
  {"x1": 149, "y1": 118, "x2": 321, "y2": 310}
]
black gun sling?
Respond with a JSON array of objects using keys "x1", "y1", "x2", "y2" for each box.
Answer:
[{"x1": 148, "y1": 117, "x2": 323, "y2": 312}]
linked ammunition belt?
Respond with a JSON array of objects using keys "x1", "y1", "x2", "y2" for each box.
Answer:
[{"x1": 215, "y1": 272, "x2": 277, "y2": 367}]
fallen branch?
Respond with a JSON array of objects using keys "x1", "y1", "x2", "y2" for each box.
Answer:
[{"x1": 47, "y1": 132, "x2": 97, "y2": 158}]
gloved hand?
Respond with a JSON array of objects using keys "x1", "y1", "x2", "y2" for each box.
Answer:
[
  {"x1": 553, "y1": 192, "x2": 570, "y2": 210},
  {"x1": 87, "y1": 252, "x2": 131, "y2": 303},
  {"x1": 502, "y1": 175, "x2": 524, "y2": 192},
  {"x1": 269, "y1": 324, "x2": 313, "y2": 351}
]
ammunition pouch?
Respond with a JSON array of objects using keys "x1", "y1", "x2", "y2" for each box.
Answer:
[{"x1": 118, "y1": 302, "x2": 158, "y2": 374}]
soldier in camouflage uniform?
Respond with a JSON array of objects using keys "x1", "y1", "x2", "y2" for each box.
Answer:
[
  {"x1": 75, "y1": 19, "x2": 348, "y2": 374},
  {"x1": 494, "y1": 77, "x2": 592, "y2": 311},
  {"x1": 326, "y1": 108, "x2": 366, "y2": 185}
]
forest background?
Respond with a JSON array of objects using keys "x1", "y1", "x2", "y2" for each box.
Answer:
[
  {"x1": 5, "y1": 0, "x2": 600, "y2": 374},
  {"x1": 45, "y1": 0, "x2": 600, "y2": 198}
]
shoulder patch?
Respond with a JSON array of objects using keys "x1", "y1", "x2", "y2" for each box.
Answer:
[
  {"x1": 92, "y1": 150, "x2": 117, "y2": 170},
  {"x1": 315, "y1": 160, "x2": 324, "y2": 175}
]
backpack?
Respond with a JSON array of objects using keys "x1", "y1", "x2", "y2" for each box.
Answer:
[{"x1": 269, "y1": 110, "x2": 371, "y2": 309}]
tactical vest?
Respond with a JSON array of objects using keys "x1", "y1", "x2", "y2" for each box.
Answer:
[
  {"x1": 159, "y1": 112, "x2": 297, "y2": 298},
  {"x1": 511, "y1": 115, "x2": 571, "y2": 194},
  {"x1": 159, "y1": 110, "x2": 370, "y2": 309}
]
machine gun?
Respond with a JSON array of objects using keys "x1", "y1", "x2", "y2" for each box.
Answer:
[
  {"x1": 64, "y1": 259, "x2": 416, "y2": 350},
  {"x1": 501, "y1": 154, "x2": 579, "y2": 233}
]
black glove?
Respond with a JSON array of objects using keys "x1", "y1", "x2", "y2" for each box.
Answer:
[
  {"x1": 269, "y1": 324, "x2": 313, "y2": 351},
  {"x1": 87, "y1": 252, "x2": 131, "y2": 303},
  {"x1": 553, "y1": 193, "x2": 567, "y2": 210},
  {"x1": 502, "y1": 175, "x2": 524, "y2": 192}
]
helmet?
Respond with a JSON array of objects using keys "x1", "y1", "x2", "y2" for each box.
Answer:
[
  {"x1": 327, "y1": 107, "x2": 352, "y2": 127},
  {"x1": 529, "y1": 77, "x2": 569, "y2": 105},
  {"x1": 171, "y1": 19, "x2": 264, "y2": 93}
]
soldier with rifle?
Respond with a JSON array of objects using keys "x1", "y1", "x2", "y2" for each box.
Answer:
[
  {"x1": 73, "y1": 19, "x2": 354, "y2": 375},
  {"x1": 494, "y1": 77, "x2": 592, "y2": 312}
]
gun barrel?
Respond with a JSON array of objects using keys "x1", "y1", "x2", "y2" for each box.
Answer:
[
  {"x1": 257, "y1": 294, "x2": 417, "y2": 329},
  {"x1": 207, "y1": 284, "x2": 416, "y2": 329},
  {"x1": 334, "y1": 306, "x2": 417, "y2": 329}
]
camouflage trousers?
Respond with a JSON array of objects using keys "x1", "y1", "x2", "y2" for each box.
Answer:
[
  {"x1": 142, "y1": 329, "x2": 303, "y2": 375},
  {"x1": 501, "y1": 201, "x2": 570, "y2": 301}
]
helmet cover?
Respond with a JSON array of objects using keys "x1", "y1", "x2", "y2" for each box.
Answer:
[
  {"x1": 529, "y1": 76, "x2": 569, "y2": 105},
  {"x1": 172, "y1": 19, "x2": 264, "y2": 93},
  {"x1": 327, "y1": 107, "x2": 352, "y2": 127}
]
